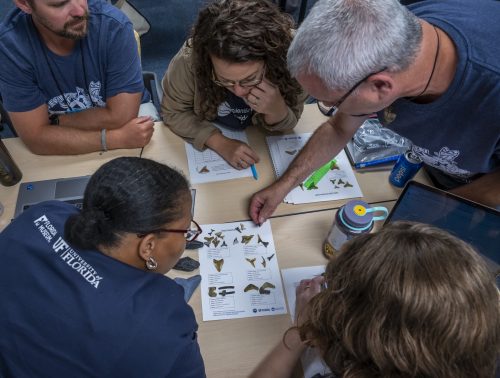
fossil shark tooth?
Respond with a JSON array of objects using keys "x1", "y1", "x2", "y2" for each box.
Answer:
[
  {"x1": 199, "y1": 166, "x2": 209, "y2": 173},
  {"x1": 212, "y1": 238, "x2": 220, "y2": 248},
  {"x1": 259, "y1": 282, "x2": 275, "y2": 294},
  {"x1": 344, "y1": 181, "x2": 353, "y2": 188},
  {"x1": 233, "y1": 237, "x2": 239, "y2": 245},
  {"x1": 213, "y1": 258, "x2": 224, "y2": 272},
  {"x1": 221, "y1": 240, "x2": 227, "y2": 247},
  {"x1": 257, "y1": 235, "x2": 269, "y2": 248},
  {"x1": 241, "y1": 235, "x2": 254, "y2": 245},
  {"x1": 208, "y1": 287, "x2": 217, "y2": 297},
  {"x1": 244, "y1": 284, "x2": 259, "y2": 292},
  {"x1": 267, "y1": 253, "x2": 275, "y2": 261},
  {"x1": 261, "y1": 256, "x2": 267, "y2": 268},
  {"x1": 246, "y1": 257, "x2": 256, "y2": 268}
]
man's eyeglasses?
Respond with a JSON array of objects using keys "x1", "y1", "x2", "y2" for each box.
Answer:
[
  {"x1": 212, "y1": 66, "x2": 266, "y2": 88},
  {"x1": 137, "y1": 220, "x2": 202, "y2": 242},
  {"x1": 317, "y1": 67, "x2": 387, "y2": 117}
]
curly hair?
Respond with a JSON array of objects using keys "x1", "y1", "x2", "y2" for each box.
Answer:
[
  {"x1": 189, "y1": 0, "x2": 303, "y2": 120},
  {"x1": 299, "y1": 222, "x2": 500, "y2": 378}
]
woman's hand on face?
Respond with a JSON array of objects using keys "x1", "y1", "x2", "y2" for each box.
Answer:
[
  {"x1": 295, "y1": 276, "x2": 324, "y2": 327},
  {"x1": 247, "y1": 78, "x2": 288, "y2": 124},
  {"x1": 207, "y1": 133, "x2": 260, "y2": 169}
]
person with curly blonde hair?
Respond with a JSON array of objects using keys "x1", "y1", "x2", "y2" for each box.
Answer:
[
  {"x1": 161, "y1": 0, "x2": 307, "y2": 170},
  {"x1": 251, "y1": 222, "x2": 500, "y2": 378}
]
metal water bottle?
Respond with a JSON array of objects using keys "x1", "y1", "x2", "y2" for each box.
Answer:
[
  {"x1": 323, "y1": 200, "x2": 388, "y2": 258},
  {"x1": 0, "y1": 139, "x2": 22, "y2": 186}
]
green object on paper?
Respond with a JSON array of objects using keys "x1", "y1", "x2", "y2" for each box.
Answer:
[{"x1": 303, "y1": 159, "x2": 337, "y2": 190}]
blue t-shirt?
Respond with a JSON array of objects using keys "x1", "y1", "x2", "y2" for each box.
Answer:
[
  {"x1": 0, "y1": 0, "x2": 149, "y2": 115},
  {"x1": 0, "y1": 201, "x2": 205, "y2": 378},
  {"x1": 377, "y1": 0, "x2": 500, "y2": 184},
  {"x1": 215, "y1": 90, "x2": 254, "y2": 130}
]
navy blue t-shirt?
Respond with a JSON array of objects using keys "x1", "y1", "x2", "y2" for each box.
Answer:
[
  {"x1": 0, "y1": 0, "x2": 149, "y2": 115},
  {"x1": 377, "y1": 0, "x2": 500, "y2": 185},
  {"x1": 215, "y1": 90, "x2": 253, "y2": 130},
  {"x1": 0, "y1": 201, "x2": 205, "y2": 378}
]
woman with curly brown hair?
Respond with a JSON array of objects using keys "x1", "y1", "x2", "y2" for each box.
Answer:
[
  {"x1": 161, "y1": 0, "x2": 307, "y2": 169},
  {"x1": 251, "y1": 222, "x2": 500, "y2": 378}
]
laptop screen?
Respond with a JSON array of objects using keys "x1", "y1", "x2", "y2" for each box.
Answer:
[{"x1": 385, "y1": 181, "x2": 500, "y2": 273}]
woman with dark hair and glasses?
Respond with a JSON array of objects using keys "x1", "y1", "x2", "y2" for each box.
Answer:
[
  {"x1": 0, "y1": 157, "x2": 205, "y2": 377},
  {"x1": 161, "y1": 0, "x2": 307, "y2": 170}
]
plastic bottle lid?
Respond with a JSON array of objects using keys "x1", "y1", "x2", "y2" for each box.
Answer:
[{"x1": 341, "y1": 200, "x2": 374, "y2": 229}]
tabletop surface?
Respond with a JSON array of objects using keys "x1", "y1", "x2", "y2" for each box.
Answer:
[{"x1": 0, "y1": 104, "x2": 428, "y2": 377}]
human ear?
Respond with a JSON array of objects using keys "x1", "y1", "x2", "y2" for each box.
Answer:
[
  {"x1": 14, "y1": 0, "x2": 33, "y2": 14},
  {"x1": 138, "y1": 234, "x2": 157, "y2": 263},
  {"x1": 366, "y1": 73, "x2": 395, "y2": 102}
]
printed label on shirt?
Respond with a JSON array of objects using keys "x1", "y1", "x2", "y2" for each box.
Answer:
[
  {"x1": 411, "y1": 145, "x2": 472, "y2": 178},
  {"x1": 34, "y1": 214, "x2": 103, "y2": 289}
]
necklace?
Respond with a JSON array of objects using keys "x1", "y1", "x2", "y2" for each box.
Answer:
[
  {"x1": 383, "y1": 25, "x2": 441, "y2": 124},
  {"x1": 411, "y1": 25, "x2": 441, "y2": 100}
]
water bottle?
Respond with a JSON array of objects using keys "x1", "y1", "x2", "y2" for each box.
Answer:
[
  {"x1": 0, "y1": 139, "x2": 22, "y2": 186},
  {"x1": 323, "y1": 200, "x2": 388, "y2": 258}
]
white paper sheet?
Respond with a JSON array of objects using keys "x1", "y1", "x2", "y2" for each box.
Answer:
[
  {"x1": 199, "y1": 220, "x2": 287, "y2": 321},
  {"x1": 185, "y1": 125, "x2": 253, "y2": 184},
  {"x1": 281, "y1": 265, "x2": 332, "y2": 378},
  {"x1": 267, "y1": 133, "x2": 363, "y2": 204}
]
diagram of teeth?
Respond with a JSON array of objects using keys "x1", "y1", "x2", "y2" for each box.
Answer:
[
  {"x1": 259, "y1": 282, "x2": 276, "y2": 295},
  {"x1": 267, "y1": 253, "x2": 275, "y2": 261},
  {"x1": 344, "y1": 181, "x2": 353, "y2": 188},
  {"x1": 198, "y1": 166, "x2": 210, "y2": 173},
  {"x1": 208, "y1": 229, "x2": 215, "y2": 236},
  {"x1": 208, "y1": 287, "x2": 217, "y2": 297},
  {"x1": 204, "y1": 242, "x2": 210, "y2": 247},
  {"x1": 204, "y1": 236, "x2": 214, "y2": 243},
  {"x1": 221, "y1": 240, "x2": 227, "y2": 247},
  {"x1": 212, "y1": 238, "x2": 220, "y2": 248},
  {"x1": 233, "y1": 237, "x2": 239, "y2": 245},
  {"x1": 285, "y1": 149, "x2": 297, "y2": 155},
  {"x1": 241, "y1": 235, "x2": 254, "y2": 245},
  {"x1": 335, "y1": 185, "x2": 340, "y2": 189},
  {"x1": 257, "y1": 235, "x2": 269, "y2": 248},
  {"x1": 215, "y1": 232, "x2": 224, "y2": 239},
  {"x1": 235, "y1": 226, "x2": 241, "y2": 233},
  {"x1": 244, "y1": 284, "x2": 259, "y2": 292},
  {"x1": 330, "y1": 179, "x2": 336, "y2": 185},
  {"x1": 338, "y1": 178, "x2": 345, "y2": 185},
  {"x1": 261, "y1": 256, "x2": 267, "y2": 268},
  {"x1": 213, "y1": 258, "x2": 224, "y2": 272},
  {"x1": 246, "y1": 258, "x2": 256, "y2": 268}
]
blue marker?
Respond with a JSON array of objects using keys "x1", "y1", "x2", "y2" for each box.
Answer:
[
  {"x1": 250, "y1": 164, "x2": 259, "y2": 180},
  {"x1": 354, "y1": 155, "x2": 399, "y2": 169}
]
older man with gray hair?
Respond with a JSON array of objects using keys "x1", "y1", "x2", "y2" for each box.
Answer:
[{"x1": 249, "y1": 0, "x2": 500, "y2": 224}]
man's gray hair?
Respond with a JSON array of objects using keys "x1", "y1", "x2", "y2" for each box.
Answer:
[{"x1": 287, "y1": 0, "x2": 422, "y2": 90}]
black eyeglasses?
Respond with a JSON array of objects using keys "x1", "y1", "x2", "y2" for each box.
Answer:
[
  {"x1": 212, "y1": 65, "x2": 266, "y2": 88},
  {"x1": 137, "y1": 220, "x2": 202, "y2": 242},
  {"x1": 317, "y1": 67, "x2": 387, "y2": 116}
]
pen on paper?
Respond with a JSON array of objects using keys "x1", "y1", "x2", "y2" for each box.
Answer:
[{"x1": 251, "y1": 164, "x2": 259, "y2": 180}]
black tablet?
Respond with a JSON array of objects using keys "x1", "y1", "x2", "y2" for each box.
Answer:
[{"x1": 385, "y1": 181, "x2": 500, "y2": 276}]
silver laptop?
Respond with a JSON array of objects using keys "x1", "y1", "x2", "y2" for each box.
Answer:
[
  {"x1": 14, "y1": 176, "x2": 90, "y2": 217},
  {"x1": 14, "y1": 177, "x2": 197, "y2": 219}
]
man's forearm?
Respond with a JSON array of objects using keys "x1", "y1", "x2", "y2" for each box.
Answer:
[
  {"x1": 450, "y1": 170, "x2": 500, "y2": 208},
  {"x1": 21, "y1": 125, "x2": 115, "y2": 155},
  {"x1": 57, "y1": 92, "x2": 142, "y2": 130},
  {"x1": 278, "y1": 113, "x2": 364, "y2": 191}
]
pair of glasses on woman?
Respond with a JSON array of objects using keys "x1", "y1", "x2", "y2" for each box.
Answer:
[
  {"x1": 212, "y1": 66, "x2": 266, "y2": 88},
  {"x1": 137, "y1": 220, "x2": 202, "y2": 242},
  {"x1": 316, "y1": 67, "x2": 387, "y2": 117}
]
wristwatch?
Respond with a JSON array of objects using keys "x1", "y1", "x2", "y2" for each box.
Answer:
[{"x1": 49, "y1": 113, "x2": 59, "y2": 125}]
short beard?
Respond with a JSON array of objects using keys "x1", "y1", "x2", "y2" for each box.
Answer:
[{"x1": 57, "y1": 12, "x2": 90, "y2": 40}]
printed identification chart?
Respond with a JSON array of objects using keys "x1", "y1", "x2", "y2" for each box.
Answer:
[
  {"x1": 267, "y1": 133, "x2": 363, "y2": 204},
  {"x1": 199, "y1": 220, "x2": 287, "y2": 321},
  {"x1": 185, "y1": 125, "x2": 252, "y2": 184},
  {"x1": 281, "y1": 265, "x2": 332, "y2": 378}
]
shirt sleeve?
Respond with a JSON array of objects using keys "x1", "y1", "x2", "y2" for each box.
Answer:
[
  {"x1": 160, "y1": 44, "x2": 220, "y2": 151},
  {"x1": 103, "y1": 19, "x2": 144, "y2": 99}
]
